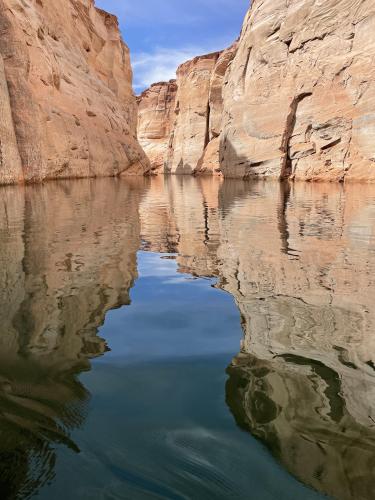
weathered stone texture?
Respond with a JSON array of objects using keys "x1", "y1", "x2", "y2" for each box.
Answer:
[
  {"x1": 220, "y1": 0, "x2": 375, "y2": 181},
  {"x1": 137, "y1": 80, "x2": 177, "y2": 173},
  {"x1": 166, "y1": 52, "x2": 221, "y2": 174},
  {"x1": 138, "y1": 46, "x2": 237, "y2": 176},
  {"x1": 0, "y1": 0, "x2": 150, "y2": 184}
]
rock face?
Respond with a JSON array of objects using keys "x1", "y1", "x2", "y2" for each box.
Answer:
[
  {"x1": 137, "y1": 46, "x2": 237, "y2": 175},
  {"x1": 137, "y1": 80, "x2": 177, "y2": 173},
  {"x1": 140, "y1": 0, "x2": 375, "y2": 182},
  {"x1": 220, "y1": 0, "x2": 375, "y2": 181},
  {"x1": 166, "y1": 52, "x2": 222, "y2": 175},
  {"x1": 0, "y1": 0, "x2": 150, "y2": 185}
]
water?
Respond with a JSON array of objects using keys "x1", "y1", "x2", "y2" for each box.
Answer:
[{"x1": 0, "y1": 176, "x2": 375, "y2": 500}]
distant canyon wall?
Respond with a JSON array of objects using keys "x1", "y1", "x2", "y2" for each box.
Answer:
[
  {"x1": 0, "y1": 0, "x2": 150, "y2": 185},
  {"x1": 138, "y1": 0, "x2": 375, "y2": 182}
]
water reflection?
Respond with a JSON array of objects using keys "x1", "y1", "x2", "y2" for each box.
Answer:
[
  {"x1": 0, "y1": 179, "x2": 147, "y2": 498},
  {"x1": 0, "y1": 175, "x2": 375, "y2": 499},
  {"x1": 139, "y1": 176, "x2": 375, "y2": 500}
]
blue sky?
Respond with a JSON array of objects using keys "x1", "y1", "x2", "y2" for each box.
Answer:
[{"x1": 95, "y1": 0, "x2": 249, "y2": 92}]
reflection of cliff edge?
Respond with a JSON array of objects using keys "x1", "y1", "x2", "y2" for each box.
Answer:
[{"x1": 0, "y1": 178, "x2": 146, "y2": 497}]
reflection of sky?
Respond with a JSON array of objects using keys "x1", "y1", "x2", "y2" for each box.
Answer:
[
  {"x1": 97, "y1": 252, "x2": 243, "y2": 363},
  {"x1": 38, "y1": 250, "x2": 324, "y2": 500}
]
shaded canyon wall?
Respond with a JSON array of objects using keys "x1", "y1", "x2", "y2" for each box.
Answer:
[{"x1": 0, "y1": 0, "x2": 150, "y2": 185}]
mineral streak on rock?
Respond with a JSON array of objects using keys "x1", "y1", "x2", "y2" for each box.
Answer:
[{"x1": 0, "y1": 0, "x2": 150, "y2": 185}]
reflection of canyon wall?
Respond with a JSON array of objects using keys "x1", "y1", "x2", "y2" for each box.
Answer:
[
  {"x1": 220, "y1": 183, "x2": 375, "y2": 499},
  {"x1": 139, "y1": 177, "x2": 375, "y2": 499},
  {"x1": 0, "y1": 0, "x2": 150, "y2": 185},
  {"x1": 0, "y1": 178, "x2": 145, "y2": 497},
  {"x1": 139, "y1": 175, "x2": 222, "y2": 276}
]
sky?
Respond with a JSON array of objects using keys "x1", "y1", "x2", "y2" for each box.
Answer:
[{"x1": 95, "y1": 0, "x2": 249, "y2": 92}]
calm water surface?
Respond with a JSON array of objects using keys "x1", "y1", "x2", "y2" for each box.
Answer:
[{"x1": 1, "y1": 176, "x2": 375, "y2": 499}]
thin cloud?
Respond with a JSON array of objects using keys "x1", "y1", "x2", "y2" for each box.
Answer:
[{"x1": 133, "y1": 46, "x2": 218, "y2": 91}]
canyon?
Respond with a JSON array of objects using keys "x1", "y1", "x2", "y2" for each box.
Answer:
[
  {"x1": 0, "y1": 0, "x2": 150, "y2": 185},
  {"x1": 138, "y1": 0, "x2": 375, "y2": 182},
  {"x1": 1, "y1": 0, "x2": 375, "y2": 185}
]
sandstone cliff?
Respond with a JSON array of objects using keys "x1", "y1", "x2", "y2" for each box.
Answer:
[
  {"x1": 0, "y1": 0, "x2": 150, "y2": 185},
  {"x1": 137, "y1": 80, "x2": 177, "y2": 173},
  {"x1": 139, "y1": 0, "x2": 375, "y2": 182},
  {"x1": 221, "y1": 0, "x2": 375, "y2": 181},
  {"x1": 137, "y1": 46, "x2": 237, "y2": 175},
  {"x1": 166, "y1": 52, "x2": 221, "y2": 175}
]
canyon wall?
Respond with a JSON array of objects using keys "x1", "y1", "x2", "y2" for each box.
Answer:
[
  {"x1": 137, "y1": 46, "x2": 237, "y2": 175},
  {"x1": 139, "y1": 0, "x2": 375, "y2": 182},
  {"x1": 220, "y1": 0, "x2": 375, "y2": 181},
  {"x1": 137, "y1": 80, "x2": 177, "y2": 173},
  {"x1": 0, "y1": 0, "x2": 150, "y2": 185}
]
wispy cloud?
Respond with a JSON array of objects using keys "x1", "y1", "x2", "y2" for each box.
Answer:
[
  {"x1": 132, "y1": 46, "x2": 208, "y2": 90},
  {"x1": 96, "y1": 0, "x2": 249, "y2": 92}
]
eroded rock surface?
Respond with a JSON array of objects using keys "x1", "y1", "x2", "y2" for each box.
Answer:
[
  {"x1": 138, "y1": 48, "x2": 237, "y2": 175},
  {"x1": 166, "y1": 52, "x2": 221, "y2": 175},
  {"x1": 0, "y1": 0, "x2": 150, "y2": 184},
  {"x1": 220, "y1": 0, "x2": 375, "y2": 181},
  {"x1": 137, "y1": 80, "x2": 177, "y2": 173}
]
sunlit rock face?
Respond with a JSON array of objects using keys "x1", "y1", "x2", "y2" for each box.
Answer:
[
  {"x1": 0, "y1": 178, "x2": 145, "y2": 497},
  {"x1": 138, "y1": 177, "x2": 375, "y2": 498},
  {"x1": 220, "y1": 0, "x2": 375, "y2": 181},
  {"x1": 166, "y1": 53, "x2": 221, "y2": 175},
  {"x1": 0, "y1": 0, "x2": 150, "y2": 185},
  {"x1": 194, "y1": 44, "x2": 238, "y2": 176},
  {"x1": 137, "y1": 81, "x2": 178, "y2": 173},
  {"x1": 138, "y1": 46, "x2": 237, "y2": 176}
]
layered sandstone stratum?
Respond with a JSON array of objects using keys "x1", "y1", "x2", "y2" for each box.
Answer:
[
  {"x1": 0, "y1": 0, "x2": 150, "y2": 185},
  {"x1": 138, "y1": 0, "x2": 375, "y2": 182}
]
